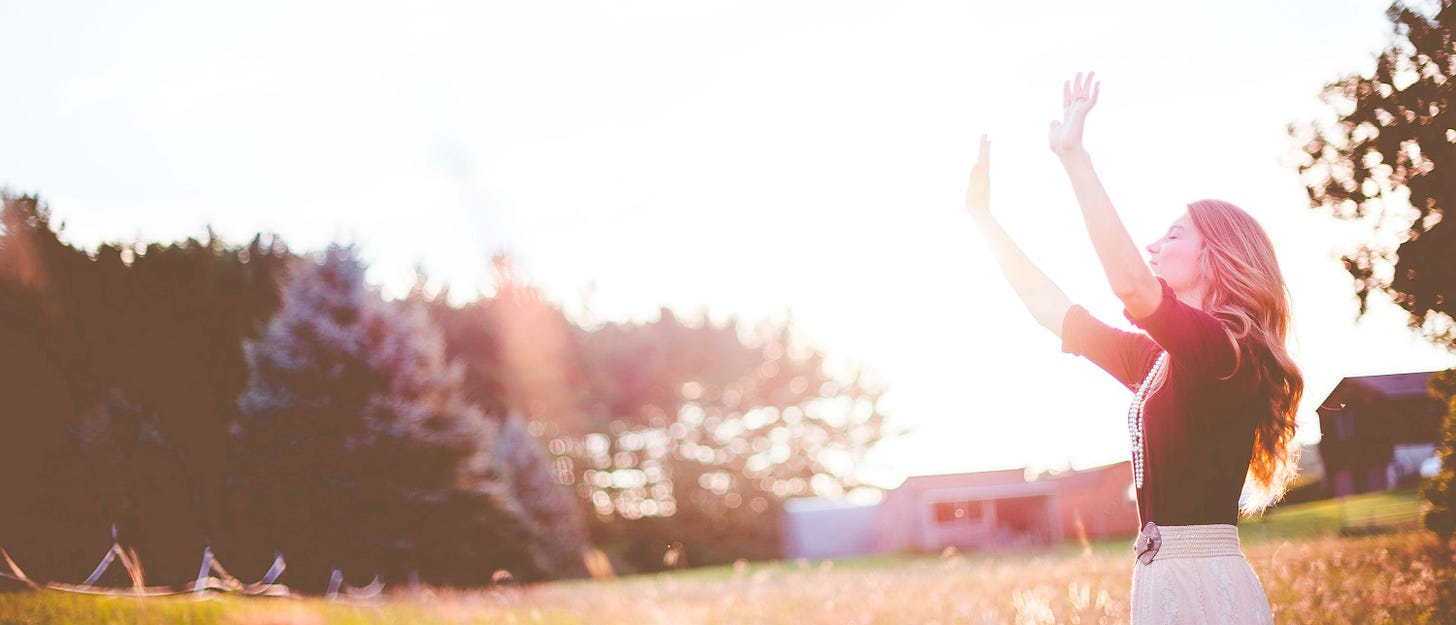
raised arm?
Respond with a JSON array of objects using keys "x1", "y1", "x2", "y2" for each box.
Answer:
[
  {"x1": 1048, "y1": 73, "x2": 1162, "y2": 319},
  {"x1": 965, "y1": 135, "x2": 1072, "y2": 336}
]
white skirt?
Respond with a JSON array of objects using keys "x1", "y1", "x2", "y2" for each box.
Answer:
[{"x1": 1129, "y1": 524, "x2": 1274, "y2": 625}]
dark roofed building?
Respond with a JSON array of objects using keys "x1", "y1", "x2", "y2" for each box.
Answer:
[{"x1": 1317, "y1": 371, "x2": 1445, "y2": 497}]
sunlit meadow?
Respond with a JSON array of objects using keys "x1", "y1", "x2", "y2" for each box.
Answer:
[
  {"x1": 1, "y1": 532, "x2": 1446, "y2": 625},
  {"x1": 5, "y1": 492, "x2": 1450, "y2": 625}
]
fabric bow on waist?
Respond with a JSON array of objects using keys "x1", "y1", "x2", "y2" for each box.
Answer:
[{"x1": 1134, "y1": 522, "x2": 1161, "y2": 565}]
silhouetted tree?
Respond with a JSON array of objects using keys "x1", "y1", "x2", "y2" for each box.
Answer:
[
  {"x1": 0, "y1": 194, "x2": 89, "y2": 581},
  {"x1": 0, "y1": 192, "x2": 303, "y2": 582},
  {"x1": 1293, "y1": 2, "x2": 1456, "y2": 546},
  {"x1": 1294, "y1": 1, "x2": 1456, "y2": 343},
  {"x1": 1426, "y1": 370, "x2": 1456, "y2": 538}
]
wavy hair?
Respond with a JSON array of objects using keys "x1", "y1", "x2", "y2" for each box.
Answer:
[{"x1": 1182, "y1": 199, "x2": 1304, "y2": 515}]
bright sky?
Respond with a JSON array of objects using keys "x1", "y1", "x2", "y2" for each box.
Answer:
[{"x1": 4, "y1": 0, "x2": 1454, "y2": 491}]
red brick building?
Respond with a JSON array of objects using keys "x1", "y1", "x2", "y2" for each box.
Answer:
[
  {"x1": 781, "y1": 461, "x2": 1141, "y2": 559},
  {"x1": 873, "y1": 461, "x2": 1140, "y2": 553}
]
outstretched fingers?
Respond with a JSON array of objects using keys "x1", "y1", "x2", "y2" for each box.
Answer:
[
  {"x1": 1064, "y1": 72, "x2": 1102, "y2": 110},
  {"x1": 967, "y1": 134, "x2": 992, "y2": 215},
  {"x1": 1071, "y1": 71, "x2": 1098, "y2": 104}
]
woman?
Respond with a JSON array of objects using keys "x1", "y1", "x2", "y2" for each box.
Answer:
[{"x1": 965, "y1": 73, "x2": 1301, "y2": 623}]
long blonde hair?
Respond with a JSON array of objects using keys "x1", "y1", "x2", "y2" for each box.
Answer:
[{"x1": 1182, "y1": 199, "x2": 1303, "y2": 515}]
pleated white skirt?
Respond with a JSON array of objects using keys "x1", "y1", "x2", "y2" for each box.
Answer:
[{"x1": 1129, "y1": 524, "x2": 1274, "y2": 625}]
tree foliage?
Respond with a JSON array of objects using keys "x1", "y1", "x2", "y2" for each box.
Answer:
[
  {"x1": 421, "y1": 258, "x2": 891, "y2": 573},
  {"x1": 1295, "y1": 1, "x2": 1456, "y2": 345},
  {"x1": 1294, "y1": 2, "x2": 1456, "y2": 542},
  {"x1": 0, "y1": 193, "x2": 292, "y2": 582},
  {"x1": 1426, "y1": 370, "x2": 1456, "y2": 537},
  {"x1": 232, "y1": 244, "x2": 548, "y2": 587},
  {"x1": 0, "y1": 191, "x2": 892, "y2": 586}
]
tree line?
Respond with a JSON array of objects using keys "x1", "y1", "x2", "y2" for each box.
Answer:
[{"x1": 0, "y1": 193, "x2": 890, "y2": 591}]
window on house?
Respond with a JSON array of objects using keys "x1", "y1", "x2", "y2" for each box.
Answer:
[
  {"x1": 932, "y1": 500, "x2": 983, "y2": 525},
  {"x1": 934, "y1": 501, "x2": 956, "y2": 524}
]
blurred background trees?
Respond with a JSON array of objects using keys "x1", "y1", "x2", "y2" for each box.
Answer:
[
  {"x1": 1294, "y1": 1, "x2": 1456, "y2": 344},
  {"x1": 0, "y1": 191, "x2": 890, "y2": 589},
  {"x1": 231, "y1": 244, "x2": 549, "y2": 588},
  {"x1": 420, "y1": 257, "x2": 889, "y2": 572},
  {"x1": 1292, "y1": 0, "x2": 1456, "y2": 541}
]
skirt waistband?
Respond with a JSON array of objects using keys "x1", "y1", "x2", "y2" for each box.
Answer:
[{"x1": 1136, "y1": 523, "x2": 1241, "y2": 562}]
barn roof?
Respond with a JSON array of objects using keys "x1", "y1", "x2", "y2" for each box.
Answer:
[{"x1": 1319, "y1": 371, "x2": 1440, "y2": 411}]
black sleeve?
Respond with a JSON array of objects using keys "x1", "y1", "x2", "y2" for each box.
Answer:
[
  {"x1": 1122, "y1": 278, "x2": 1237, "y2": 381},
  {"x1": 1062, "y1": 303, "x2": 1161, "y2": 391}
]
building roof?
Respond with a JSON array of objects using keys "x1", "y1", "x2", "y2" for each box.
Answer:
[
  {"x1": 782, "y1": 497, "x2": 879, "y2": 513},
  {"x1": 1037, "y1": 460, "x2": 1130, "y2": 487},
  {"x1": 890, "y1": 461, "x2": 1130, "y2": 495},
  {"x1": 1318, "y1": 371, "x2": 1440, "y2": 412},
  {"x1": 896, "y1": 468, "x2": 1030, "y2": 493}
]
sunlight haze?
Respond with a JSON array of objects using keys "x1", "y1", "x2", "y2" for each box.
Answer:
[{"x1": 3, "y1": 0, "x2": 1453, "y2": 491}]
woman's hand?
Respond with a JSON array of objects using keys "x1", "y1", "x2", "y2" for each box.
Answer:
[
  {"x1": 966, "y1": 134, "x2": 991, "y2": 218},
  {"x1": 1048, "y1": 72, "x2": 1099, "y2": 156},
  {"x1": 961, "y1": 131, "x2": 1074, "y2": 336}
]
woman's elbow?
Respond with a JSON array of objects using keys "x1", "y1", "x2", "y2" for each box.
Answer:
[
  {"x1": 1110, "y1": 280, "x2": 1147, "y2": 300},
  {"x1": 1113, "y1": 276, "x2": 1162, "y2": 318}
]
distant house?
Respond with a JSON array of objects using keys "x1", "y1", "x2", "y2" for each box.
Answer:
[
  {"x1": 780, "y1": 498, "x2": 879, "y2": 560},
  {"x1": 1316, "y1": 371, "x2": 1446, "y2": 497},
  {"x1": 781, "y1": 461, "x2": 1140, "y2": 560}
]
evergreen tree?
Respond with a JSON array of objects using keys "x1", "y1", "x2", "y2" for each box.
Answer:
[
  {"x1": 0, "y1": 193, "x2": 299, "y2": 582},
  {"x1": 233, "y1": 244, "x2": 540, "y2": 587},
  {"x1": 492, "y1": 412, "x2": 589, "y2": 578}
]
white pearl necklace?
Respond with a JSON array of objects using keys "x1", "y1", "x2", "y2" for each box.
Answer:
[{"x1": 1127, "y1": 351, "x2": 1168, "y2": 490}]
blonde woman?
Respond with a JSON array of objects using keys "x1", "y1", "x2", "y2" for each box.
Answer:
[{"x1": 965, "y1": 73, "x2": 1301, "y2": 623}]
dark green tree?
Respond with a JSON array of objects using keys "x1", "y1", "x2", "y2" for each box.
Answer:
[
  {"x1": 232, "y1": 244, "x2": 542, "y2": 587},
  {"x1": 0, "y1": 192, "x2": 300, "y2": 582},
  {"x1": 0, "y1": 194, "x2": 90, "y2": 581},
  {"x1": 1294, "y1": 1, "x2": 1456, "y2": 341},
  {"x1": 1427, "y1": 370, "x2": 1456, "y2": 537},
  {"x1": 1293, "y1": 1, "x2": 1456, "y2": 544}
]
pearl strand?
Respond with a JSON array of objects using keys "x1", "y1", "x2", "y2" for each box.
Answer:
[{"x1": 1127, "y1": 351, "x2": 1168, "y2": 490}]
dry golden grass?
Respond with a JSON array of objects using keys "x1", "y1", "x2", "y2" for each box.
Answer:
[
  {"x1": 348, "y1": 529, "x2": 1454, "y2": 625},
  {"x1": 2, "y1": 530, "x2": 1450, "y2": 624}
]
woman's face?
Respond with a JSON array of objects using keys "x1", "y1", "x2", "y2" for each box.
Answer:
[{"x1": 1145, "y1": 213, "x2": 1205, "y2": 300}]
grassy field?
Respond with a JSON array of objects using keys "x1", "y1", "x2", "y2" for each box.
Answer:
[
  {"x1": 1237, "y1": 488, "x2": 1427, "y2": 543},
  {"x1": 2, "y1": 490, "x2": 1450, "y2": 625}
]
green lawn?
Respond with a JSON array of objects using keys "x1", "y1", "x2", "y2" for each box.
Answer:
[{"x1": 1238, "y1": 487, "x2": 1425, "y2": 543}]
